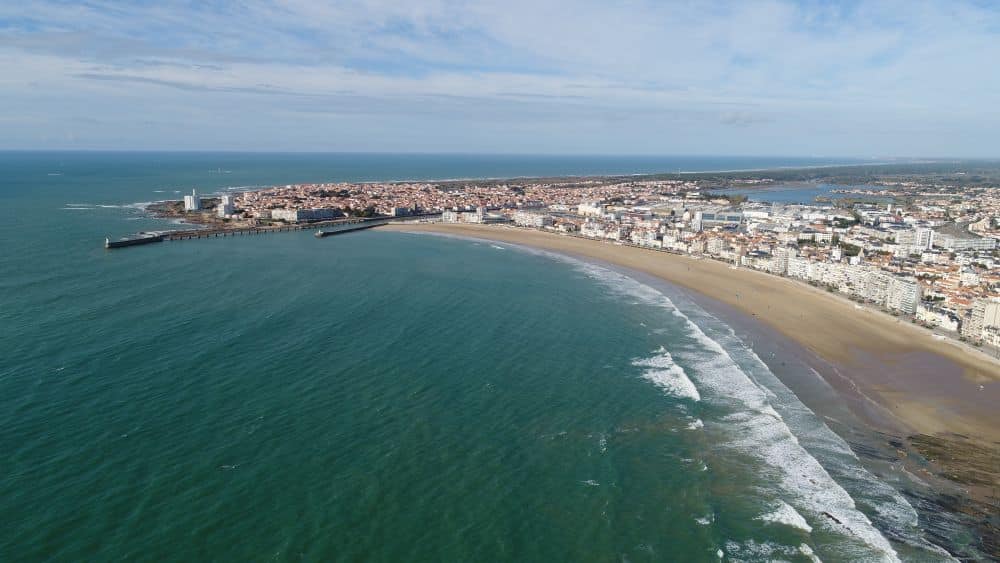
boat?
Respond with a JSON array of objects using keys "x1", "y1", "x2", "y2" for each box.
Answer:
[{"x1": 105, "y1": 233, "x2": 165, "y2": 249}]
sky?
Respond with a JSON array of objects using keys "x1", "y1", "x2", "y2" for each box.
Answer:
[{"x1": 1, "y1": 1, "x2": 998, "y2": 156}]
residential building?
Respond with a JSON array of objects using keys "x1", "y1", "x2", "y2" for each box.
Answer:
[
  {"x1": 886, "y1": 277, "x2": 922, "y2": 314},
  {"x1": 512, "y1": 211, "x2": 553, "y2": 228},
  {"x1": 217, "y1": 194, "x2": 235, "y2": 218},
  {"x1": 183, "y1": 189, "x2": 201, "y2": 212}
]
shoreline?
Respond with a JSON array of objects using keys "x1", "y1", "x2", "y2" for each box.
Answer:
[
  {"x1": 384, "y1": 223, "x2": 1000, "y2": 555},
  {"x1": 384, "y1": 224, "x2": 999, "y2": 556},
  {"x1": 384, "y1": 223, "x2": 1000, "y2": 446}
]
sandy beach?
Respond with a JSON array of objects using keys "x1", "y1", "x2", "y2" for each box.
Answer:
[{"x1": 385, "y1": 223, "x2": 1000, "y2": 447}]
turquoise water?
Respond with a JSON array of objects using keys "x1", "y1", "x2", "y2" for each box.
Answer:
[{"x1": 0, "y1": 153, "x2": 966, "y2": 561}]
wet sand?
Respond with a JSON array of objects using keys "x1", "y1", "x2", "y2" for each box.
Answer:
[{"x1": 385, "y1": 223, "x2": 1000, "y2": 446}]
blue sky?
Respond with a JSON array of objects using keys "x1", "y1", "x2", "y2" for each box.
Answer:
[{"x1": 1, "y1": 0, "x2": 998, "y2": 156}]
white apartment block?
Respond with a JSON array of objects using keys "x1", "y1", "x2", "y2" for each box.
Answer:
[
  {"x1": 936, "y1": 233, "x2": 997, "y2": 251},
  {"x1": 512, "y1": 211, "x2": 553, "y2": 228},
  {"x1": 271, "y1": 208, "x2": 341, "y2": 222},
  {"x1": 769, "y1": 247, "x2": 795, "y2": 275},
  {"x1": 580, "y1": 221, "x2": 605, "y2": 239},
  {"x1": 895, "y1": 227, "x2": 935, "y2": 249},
  {"x1": 916, "y1": 305, "x2": 960, "y2": 332},
  {"x1": 706, "y1": 237, "x2": 726, "y2": 256},
  {"x1": 786, "y1": 256, "x2": 810, "y2": 280},
  {"x1": 577, "y1": 202, "x2": 605, "y2": 217},
  {"x1": 885, "y1": 277, "x2": 921, "y2": 314},
  {"x1": 183, "y1": 189, "x2": 201, "y2": 211},
  {"x1": 217, "y1": 194, "x2": 236, "y2": 218},
  {"x1": 962, "y1": 298, "x2": 1000, "y2": 340},
  {"x1": 863, "y1": 272, "x2": 892, "y2": 305}
]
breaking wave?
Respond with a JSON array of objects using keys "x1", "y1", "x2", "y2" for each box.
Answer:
[
  {"x1": 413, "y1": 233, "x2": 954, "y2": 561},
  {"x1": 535, "y1": 253, "x2": 906, "y2": 561},
  {"x1": 631, "y1": 347, "x2": 700, "y2": 401},
  {"x1": 758, "y1": 500, "x2": 813, "y2": 533}
]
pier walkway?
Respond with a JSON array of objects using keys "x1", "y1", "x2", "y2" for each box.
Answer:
[
  {"x1": 162, "y1": 217, "x2": 385, "y2": 241},
  {"x1": 104, "y1": 214, "x2": 440, "y2": 249}
]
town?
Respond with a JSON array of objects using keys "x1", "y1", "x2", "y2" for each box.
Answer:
[{"x1": 167, "y1": 171, "x2": 1000, "y2": 350}]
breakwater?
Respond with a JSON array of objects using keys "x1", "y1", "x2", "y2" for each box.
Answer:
[
  {"x1": 104, "y1": 215, "x2": 439, "y2": 249},
  {"x1": 315, "y1": 220, "x2": 387, "y2": 237}
]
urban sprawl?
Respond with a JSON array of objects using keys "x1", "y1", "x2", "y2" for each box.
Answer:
[{"x1": 176, "y1": 175, "x2": 1000, "y2": 349}]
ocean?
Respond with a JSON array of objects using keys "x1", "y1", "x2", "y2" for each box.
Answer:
[{"x1": 0, "y1": 152, "x2": 970, "y2": 561}]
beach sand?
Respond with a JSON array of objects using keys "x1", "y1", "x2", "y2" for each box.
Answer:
[{"x1": 384, "y1": 223, "x2": 1000, "y2": 446}]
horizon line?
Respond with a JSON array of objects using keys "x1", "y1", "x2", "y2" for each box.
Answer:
[{"x1": 3, "y1": 149, "x2": 998, "y2": 161}]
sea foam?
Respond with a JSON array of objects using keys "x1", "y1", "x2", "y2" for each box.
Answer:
[
  {"x1": 690, "y1": 308, "x2": 948, "y2": 557},
  {"x1": 544, "y1": 257, "x2": 902, "y2": 562},
  {"x1": 425, "y1": 236, "x2": 949, "y2": 561},
  {"x1": 631, "y1": 347, "x2": 700, "y2": 401},
  {"x1": 758, "y1": 500, "x2": 813, "y2": 533}
]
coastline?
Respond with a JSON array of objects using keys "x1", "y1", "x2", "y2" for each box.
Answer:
[
  {"x1": 383, "y1": 223, "x2": 1000, "y2": 446},
  {"x1": 384, "y1": 222, "x2": 1000, "y2": 555}
]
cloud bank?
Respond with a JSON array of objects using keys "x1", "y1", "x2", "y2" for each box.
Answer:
[{"x1": 1, "y1": 1, "x2": 997, "y2": 155}]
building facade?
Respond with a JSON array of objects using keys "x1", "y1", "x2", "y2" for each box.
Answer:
[{"x1": 183, "y1": 189, "x2": 201, "y2": 212}]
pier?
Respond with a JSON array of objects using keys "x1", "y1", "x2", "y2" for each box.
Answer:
[
  {"x1": 314, "y1": 219, "x2": 390, "y2": 237},
  {"x1": 162, "y1": 217, "x2": 385, "y2": 241},
  {"x1": 104, "y1": 215, "x2": 438, "y2": 249}
]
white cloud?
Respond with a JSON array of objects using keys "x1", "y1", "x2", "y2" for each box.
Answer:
[{"x1": 0, "y1": 0, "x2": 998, "y2": 154}]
